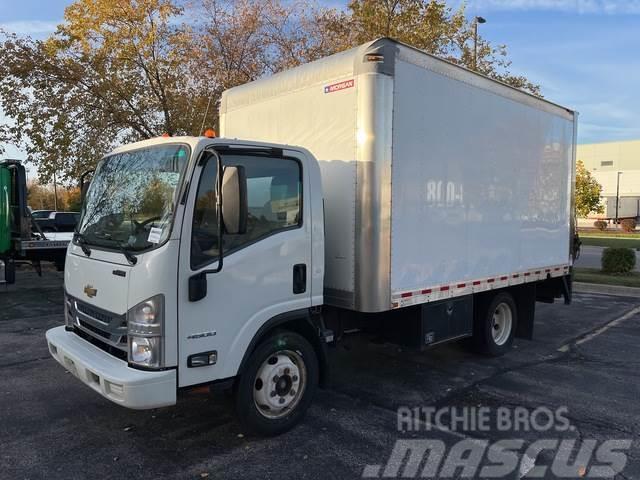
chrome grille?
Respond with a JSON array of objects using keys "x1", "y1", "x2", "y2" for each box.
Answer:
[
  {"x1": 76, "y1": 302, "x2": 114, "y2": 324},
  {"x1": 68, "y1": 295, "x2": 128, "y2": 356}
]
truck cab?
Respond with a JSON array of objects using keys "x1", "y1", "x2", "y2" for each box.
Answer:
[{"x1": 47, "y1": 136, "x2": 326, "y2": 435}]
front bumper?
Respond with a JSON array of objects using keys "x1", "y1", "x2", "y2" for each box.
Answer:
[{"x1": 46, "y1": 326, "x2": 176, "y2": 409}]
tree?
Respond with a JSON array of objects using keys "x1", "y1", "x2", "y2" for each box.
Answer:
[
  {"x1": 192, "y1": 0, "x2": 338, "y2": 110},
  {"x1": 1, "y1": 0, "x2": 540, "y2": 183},
  {"x1": 27, "y1": 182, "x2": 57, "y2": 211},
  {"x1": 575, "y1": 160, "x2": 604, "y2": 218},
  {"x1": 0, "y1": 0, "x2": 206, "y2": 182},
  {"x1": 60, "y1": 187, "x2": 83, "y2": 211},
  {"x1": 26, "y1": 181, "x2": 81, "y2": 211},
  {"x1": 318, "y1": 0, "x2": 541, "y2": 95}
]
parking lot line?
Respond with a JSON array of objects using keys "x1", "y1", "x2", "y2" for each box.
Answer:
[{"x1": 558, "y1": 305, "x2": 640, "y2": 352}]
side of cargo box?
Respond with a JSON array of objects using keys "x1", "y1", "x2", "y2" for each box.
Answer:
[{"x1": 220, "y1": 38, "x2": 576, "y2": 351}]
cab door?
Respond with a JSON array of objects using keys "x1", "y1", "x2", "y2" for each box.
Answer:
[{"x1": 177, "y1": 147, "x2": 312, "y2": 387}]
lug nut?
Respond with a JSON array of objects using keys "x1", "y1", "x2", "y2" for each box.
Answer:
[
  {"x1": 292, "y1": 375, "x2": 298, "y2": 382},
  {"x1": 270, "y1": 391, "x2": 276, "y2": 397},
  {"x1": 290, "y1": 390, "x2": 296, "y2": 396},
  {"x1": 284, "y1": 368, "x2": 290, "y2": 375},
  {"x1": 279, "y1": 398, "x2": 285, "y2": 404},
  {"x1": 273, "y1": 375, "x2": 279, "y2": 383}
]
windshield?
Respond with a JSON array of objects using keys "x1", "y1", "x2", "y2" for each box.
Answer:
[{"x1": 78, "y1": 144, "x2": 190, "y2": 251}]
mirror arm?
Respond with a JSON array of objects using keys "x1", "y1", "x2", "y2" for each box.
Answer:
[
  {"x1": 79, "y1": 169, "x2": 95, "y2": 188},
  {"x1": 188, "y1": 151, "x2": 227, "y2": 302},
  {"x1": 213, "y1": 152, "x2": 224, "y2": 273},
  {"x1": 202, "y1": 152, "x2": 225, "y2": 277},
  {"x1": 192, "y1": 152, "x2": 224, "y2": 278},
  {"x1": 79, "y1": 169, "x2": 95, "y2": 203}
]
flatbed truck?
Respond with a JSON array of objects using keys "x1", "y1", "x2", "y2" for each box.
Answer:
[{"x1": 1, "y1": 159, "x2": 71, "y2": 284}]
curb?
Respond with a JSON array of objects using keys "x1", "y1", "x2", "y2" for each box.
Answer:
[{"x1": 573, "y1": 281, "x2": 640, "y2": 298}]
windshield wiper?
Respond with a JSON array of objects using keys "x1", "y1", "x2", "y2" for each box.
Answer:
[
  {"x1": 90, "y1": 232, "x2": 138, "y2": 266},
  {"x1": 116, "y1": 243, "x2": 138, "y2": 266},
  {"x1": 73, "y1": 231, "x2": 91, "y2": 257}
]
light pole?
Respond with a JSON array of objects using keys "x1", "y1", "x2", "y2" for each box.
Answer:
[
  {"x1": 53, "y1": 171, "x2": 59, "y2": 211},
  {"x1": 473, "y1": 16, "x2": 486, "y2": 71},
  {"x1": 615, "y1": 171, "x2": 622, "y2": 224}
]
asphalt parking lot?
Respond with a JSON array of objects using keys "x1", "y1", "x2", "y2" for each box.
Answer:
[{"x1": 1, "y1": 270, "x2": 639, "y2": 479}]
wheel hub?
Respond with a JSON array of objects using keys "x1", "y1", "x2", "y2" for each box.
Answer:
[
  {"x1": 491, "y1": 302, "x2": 513, "y2": 346},
  {"x1": 254, "y1": 351, "x2": 305, "y2": 419},
  {"x1": 275, "y1": 375, "x2": 292, "y2": 396}
]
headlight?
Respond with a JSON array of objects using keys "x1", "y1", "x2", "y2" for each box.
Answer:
[
  {"x1": 127, "y1": 294, "x2": 164, "y2": 368},
  {"x1": 130, "y1": 337, "x2": 162, "y2": 366}
]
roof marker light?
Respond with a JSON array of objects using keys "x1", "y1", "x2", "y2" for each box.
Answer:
[{"x1": 365, "y1": 53, "x2": 384, "y2": 63}]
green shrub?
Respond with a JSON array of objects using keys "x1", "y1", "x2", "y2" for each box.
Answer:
[
  {"x1": 593, "y1": 220, "x2": 608, "y2": 231},
  {"x1": 601, "y1": 247, "x2": 636, "y2": 274},
  {"x1": 620, "y1": 218, "x2": 637, "y2": 233}
]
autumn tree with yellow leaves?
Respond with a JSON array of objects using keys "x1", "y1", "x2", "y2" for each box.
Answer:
[{"x1": 0, "y1": 0, "x2": 540, "y2": 182}]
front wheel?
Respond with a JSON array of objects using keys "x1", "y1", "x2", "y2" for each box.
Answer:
[
  {"x1": 235, "y1": 331, "x2": 318, "y2": 436},
  {"x1": 472, "y1": 292, "x2": 517, "y2": 356}
]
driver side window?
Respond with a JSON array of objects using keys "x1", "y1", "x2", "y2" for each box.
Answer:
[{"x1": 191, "y1": 153, "x2": 302, "y2": 269}]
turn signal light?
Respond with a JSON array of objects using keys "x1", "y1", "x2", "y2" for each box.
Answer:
[
  {"x1": 365, "y1": 53, "x2": 384, "y2": 63},
  {"x1": 188, "y1": 351, "x2": 217, "y2": 368}
]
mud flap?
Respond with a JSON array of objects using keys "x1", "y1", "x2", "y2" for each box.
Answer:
[
  {"x1": 562, "y1": 272, "x2": 572, "y2": 305},
  {"x1": 537, "y1": 274, "x2": 572, "y2": 305},
  {"x1": 513, "y1": 283, "x2": 536, "y2": 340}
]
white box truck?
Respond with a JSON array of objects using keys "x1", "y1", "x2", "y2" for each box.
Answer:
[
  {"x1": 590, "y1": 170, "x2": 640, "y2": 221},
  {"x1": 46, "y1": 39, "x2": 577, "y2": 435}
]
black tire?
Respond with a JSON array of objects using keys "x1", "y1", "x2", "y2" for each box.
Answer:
[
  {"x1": 472, "y1": 291, "x2": 517, "y2": 356},
  {"x1": 3, "y1": 259, "x2": 16, "y2": 284},
  {"x1": 234, "y1": 330, "x2": 318, "y2": 436}
]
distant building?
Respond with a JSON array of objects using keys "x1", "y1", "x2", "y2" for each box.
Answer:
[{"x1": 577, "y1": 139, "x2": 640, "y2": 220}]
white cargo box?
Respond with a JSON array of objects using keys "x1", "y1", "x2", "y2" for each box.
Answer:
[{"x1": 220, "y1": 38, "x2": 576, "y2": 313}]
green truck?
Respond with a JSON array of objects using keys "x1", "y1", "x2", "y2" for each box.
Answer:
[{"x1": 0, "y1": 159, "x2": 71, "y2": 284}]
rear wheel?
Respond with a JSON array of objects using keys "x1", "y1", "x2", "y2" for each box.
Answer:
[
  {"x1": 472, "y1": 292, "x2": 517, "y2": 356},
  {"x1": 235, "y1": 331, "x2": 318, "y2": 436}
]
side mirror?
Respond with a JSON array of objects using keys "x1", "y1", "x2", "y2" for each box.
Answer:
[
  {"x1": 79, "y1": 169, "x2": 94, "y2": 204},
  {"x1": 189, "y1": 272, "x2": 207, "y2": 302},
  {"x1": 221, "y1": 165, "x2": 248, "y2": 235}
]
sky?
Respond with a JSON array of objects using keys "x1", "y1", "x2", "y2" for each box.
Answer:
[{"x1": 1, "y1": 0, "x2": 640, "y2": 165}]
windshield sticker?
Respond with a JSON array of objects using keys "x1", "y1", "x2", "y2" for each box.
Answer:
[
  {"x1": 147, "y1": 227, "x2": 163, "y2": 244},
  {"x1": 324, "y1": 79, "x2": 354, "y2": 94}
]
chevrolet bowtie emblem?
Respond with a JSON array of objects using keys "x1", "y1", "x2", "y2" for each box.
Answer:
[{"x1": 84, "y1": 285, "x2": 97, "y2": 298}]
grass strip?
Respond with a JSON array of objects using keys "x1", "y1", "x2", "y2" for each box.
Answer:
[{"x1": 574, "y1": 267, "x2": 640, "y2": 288}]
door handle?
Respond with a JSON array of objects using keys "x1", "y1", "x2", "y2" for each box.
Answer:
[{"x1": 293, "y1": 264, "x2": 306, "y2": 294}]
